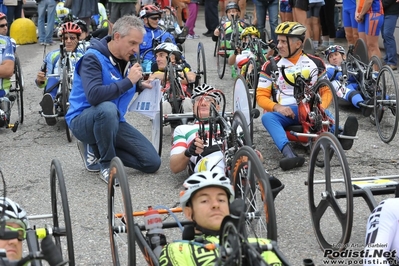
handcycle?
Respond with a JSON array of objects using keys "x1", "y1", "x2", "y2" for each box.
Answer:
[
  {"x1": 0, "y1": 158, "x2": 74, "y2": 265},
  {"x1": 341, "y1": 38, "x2": 399, "y2": 143},
  {"x1": 214, "y1": 15, "x2": 243, "y2": 79},
  {"x1": 148, "y1": 42, "x2": 207, "y2": 156},
  {"x1": 40, "y1": 42, "x2": 79, "y2": 142},
  {"x1": 1, "y1": 53, "x2": 24, "y2": 133},
  {"x1": 266, "y1": 57, "x2": 354, "y2": 157},
  {"x1": 306, "y1": 132, "x2": 399, "y2": 253}
]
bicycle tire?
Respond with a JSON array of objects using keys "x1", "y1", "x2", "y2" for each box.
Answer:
[
  {"x1": 108, "y1": 157, "x2": 136, "y2": 266},
  {"x1": 168, "y1": 63, "x2": 183, "y2": 114},
  {"x1": 308, "y1": 132, "x2": 353, "y2": 252},
  {"x1": 50, "y1": 158, "x2": 75, "y2": 266},
  {"x1": 197, "y1": 42, "x2": 207, "y2": 84},
  {"x1": 375, "y1": 66, "x2": 399, "y2": 143},
  {"x1": 242, "y1": 58, "x2": 259, "y2": 110},
  {"x1": 231, "y1": 110, "x2": 252, "y2": 148},
  {"x1": 363, "y1": 55, "x2": 382, "y2": 99},
  {"x1": 230, "y1": 146, "x2": 277, "y2": 241},
  {"x1": 61, "y1": 65, "x2": 73, "y2": 142},
  {"x1": 14, "y1": 55, "x2": 24, "y2": 124},
  {"x1": 233, "y1": 75, "x2": 254, "y2": 142},
  {"x1": 217, "y1": 32, "x2": 227, "y2": 79}
]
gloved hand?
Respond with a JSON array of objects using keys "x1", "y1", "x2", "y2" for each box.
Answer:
[{"x1": 184, "y1": 138, "x2": 204, "y2": 157}]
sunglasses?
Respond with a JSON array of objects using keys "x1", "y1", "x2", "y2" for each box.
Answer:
[
  {"x1": 5, "y1": 225, "x2": 26, "y2": 241},
  {"x1": 0, "y1": 24, "x2": 7, "y2": 28},
  {"x1": 63, "y1": 36, "x2": 77, "y2": 41},
  {"x1": 194, "y1": 96, "x2": 215, "y2": 103},
  {"x1": 149, "y1": 16, "x2": 161, "y2": 21}
]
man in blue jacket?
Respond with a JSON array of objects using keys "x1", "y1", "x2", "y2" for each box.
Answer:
[{"x1": 66, "y1": 15, "x2": 161, "y2": 185}]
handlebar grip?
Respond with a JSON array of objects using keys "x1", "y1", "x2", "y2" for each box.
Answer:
[{"x1": 41, "y1": 236, "x2": 65, "y2": 266}]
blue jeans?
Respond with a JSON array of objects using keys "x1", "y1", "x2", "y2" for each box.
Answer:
[
  {"x1": 38, "y1": 0, "x2": 57, "y2": 43},
  {"x1": 255, "y1": 0, "x2": 279, "y2": 44},
  {"x1": 6, "y1": 2, "x2": 23, "y2": 36},
  {"x1": 382, "y1": 14, "x2": 399, "y2": 66},
  {"x1": 69, "y1": 102, "x2": 161, "y2": 173},
  {"x1": 261, "y1": 105, "x2": 300, "y2": 151}
]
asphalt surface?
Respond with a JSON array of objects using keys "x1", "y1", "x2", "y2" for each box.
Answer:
[{"x1": 2, "y1": 4, "x2": 399, "y2": 266}]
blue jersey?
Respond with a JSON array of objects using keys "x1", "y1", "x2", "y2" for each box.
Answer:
[{"x1": 0, "y1": 35, "x2": 14, "y2": 96}]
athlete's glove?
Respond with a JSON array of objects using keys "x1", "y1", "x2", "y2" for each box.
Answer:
[{"x1": 184, "y1": 140, "x2": 199, "y2": 157}]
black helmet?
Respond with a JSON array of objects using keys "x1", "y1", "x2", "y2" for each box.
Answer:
[{"x1": 225, "y1": 2, "x2": 240, "y2": 13}]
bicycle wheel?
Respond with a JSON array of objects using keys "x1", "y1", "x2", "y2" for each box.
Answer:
[
  {"x1": 168, "y1": 63, "x2": 183, "y2": 114},
  {"x1": 108, "y1": 157, "x2": 136, "y2": 266},
  {"x1": 233, "y1": 75, "x2": 254, "y2": 142},
  {"x1": 216, "y1": 33, "x2": 227, "y2": 79},
  {"x1": 197, "y1": 42, "x2": 207, "y2": 84},
  {"x1": 375, "y1": 66, "x2": 399, "y2": 143},
  {"x1": 242, "y1": 58, "x2": 258, "y2": 109},
  {"x1": 230, "y1": 146, "x2": 277, "y2": 241},
  {"x1": 61, "y1": 66, "x2": 73, "y2": 142},
  {"x1": 152, "y1": 100, "x2": 163, "y2": 156},
  {"x1": 14, "y1": 55, "x2": 24, "y2": 124},
  {"x1": 353, "y1": 38, "x2": 368, "y2": 64},
  {"x1": 363, "y1": 55, "x2": 382, "y2": 99},
  {"x1": 308, "y1": 132, "x2": 353, "y2": 252},
  {"x1": 50, "y1": 158, "x2": 75, "y2": 266},
  {"x1": 231, "y1": 110, "x2": 252, "y2": 147}
]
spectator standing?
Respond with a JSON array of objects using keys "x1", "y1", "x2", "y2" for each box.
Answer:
[
  {"x1": 203, "y1": 0, "x2": 218, "y2": 37},
  {"x1": 307, "y1": 0, "x2": 324, "y2": 50},
  {"x1": 382, "y1": 0, "x2": 399, "y2": 70},
  {"x1": 37, "y1": 0, "x2": 57, "y2": 45},
  {"x1": 319, "y1": 0, "x2": 336, "y2": 49},
  {"x1": 255, "y1": 0, "x2": 278, "y2": 43},
  {"x1": 343, "y1": 0, "x2": 359, "y2": 45},
  {"x1": 109, "y1": 0, "x2": 137, "y2": 23},
  {"x1": 71, "y1": 0, "x2": 99, "y2": 32},
  {"x1": 290, "y1": 0, "x2": 309, "y2": 38},
  {"x1": 185, "y1": 0, "x2": 199, "y2": 39},
  {"x1": 4, "y1": 0, "x2": 25, "y2": 36},
  {"x1": 280, "y1": 0, "x2": 293, "y2": 22}
]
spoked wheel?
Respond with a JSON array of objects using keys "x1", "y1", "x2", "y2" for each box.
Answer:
[
  {"x1": 233, "y1": 75, "x2": 254, "y2": 142},
  {"x1": 242, "y1": 58, "x2": 258, "y2": 109},
  {"x1": 231, "y1": 110, "x2": 252, "y2": 147},
  {"x1": 230, "y1": 146, "x2": 277, "y2": 241},
  {"x1": 197, "y1": 42, "x2": 207, "y2": 84},
  {"x1": 219, "y1": 220, "x2": 242, "y2": 266},
  {"x1": 61, "y1": 66, "x2": 73, "y2": 142},
  {"x1": 168, "y1": 63, "x2": 184, "y2": 114},
  {"x1": 303, "y1": 38, "x2": 315, "y2": 55},
  {"x1": 50, "y1": 158, "x2": 75, "y2": 266},
  {"x1": 375, "y1": 66, "x2": 399, "y2": 143},
  {"x1": 108, "y1": 157, "x2": 136, "y2": 266},
  {"x1": 308, "y1": 132, "x2": 353, "y2": 252},
  {"x1": 13, "y1": 55, "x2": 24, "y2": 124},
  {"x1": 216, "y1": 32, "x2": 227, "y2": 79},
  {"x1": 314, "y1": 79, "x2": 339, "y2": 167},
  {"x1": 363, "y1": 55, "x2": 383, "y2": 99},
  {"x1": 353, "y1": 38, "x2": 368, "y2": 64},
  {"x1": 151, "y1": 100, "x2": 163, "y2": 156}
]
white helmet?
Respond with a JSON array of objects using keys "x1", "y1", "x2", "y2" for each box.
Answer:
[
  {"x1": 180, "y1": 171, "x2": 235, "y2": 207},
  {"x1": 154, "y1": 42, "x2": 181, "y2": 56},
  {"x1": 0, "y1": 197, "x2": 27, "y2": 230},
  {"x1": 192, "y1": 84, "x2": 223, "y2": 105}
]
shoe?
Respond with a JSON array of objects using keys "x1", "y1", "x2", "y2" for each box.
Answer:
[
  {"x1": 99, "y1": 168, "x2": 119, "y2": 186},
  {"x1": 202, "y1": 31, "x2": 213, "y2": 37},
  {"x1": 359, "y1": 98, "x2": 374, "y2": 117},
  {"x1": 269, "y1": 175, "x2": 285, "y2": 200},
  {"x1": 77, "y1": 141, "x2": 101, "y2": 172},
  {"x1": 45, "y1": 41, "x2": 55, "y2": 46},
  {"x1": 316, "y1": 45, "x2": 327, "y2": 52},
  {"x1": 179, "y1": 26, "x2": 188, "y2": 38},
  {"x1": 339, "y1": 116, "x2": 358, "y2": 150},
  {"x1": 40, "y1": 93, "x2": 57, "y2": 126},
  {"x1": 40, "y1": 42, "x2": 45, "y2": 46},
  {"x1": 279, "y1": 144, "x2": 305, "y2": 171},
  {"x1": 388, "y1": 65, "x2": 397, "y2": 71},
  {"x1": 186, "y1": 34, "x2": 200, "y2": 40}
]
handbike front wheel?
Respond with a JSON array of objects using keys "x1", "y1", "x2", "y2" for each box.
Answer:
[
  {"x1": 375, "y1": 66, "x2": 399, "y2": 143},
  {"x1": 108, "y1": 157, "x2": 136, "y2": 266},
  {"x1": 14, "y1": 55, "x2": 24, "y2": 124},
  {"x1": 197, "y1": 42, "x2": 207, "y2": 84},
  {"x1": 50, "y1": 158, "x2": 75, "y2": 266},
  {"x1": 216, "y1": 34, "x2": 227, "y2": 79},
  {"x1": 230, "y1": 146, "x2": 277, "y2": 241},
  {"x1": 62, "y1": 67, "x2": 73, "y2": 142},
  {"x1": 308, "y1": 132, "x2": 353, "y2": 252}
]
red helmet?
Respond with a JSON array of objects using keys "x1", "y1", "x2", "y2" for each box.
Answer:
[
  {"x1": 139, "y1": 5, "x2": 162, "y2": 18},
  {"x1": 60, "y1": 21, "x2": 82, "y2": 36},
  {"x1": 0, "y1": 12, "x2": 6, "y2": 20}
]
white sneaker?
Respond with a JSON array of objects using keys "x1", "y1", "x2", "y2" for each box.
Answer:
[{"x1": 186, "y1": 34, "x2": 200, "y2": 40}]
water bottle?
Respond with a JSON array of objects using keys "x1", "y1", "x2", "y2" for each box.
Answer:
[
  {"x1": 231, "y1": 65, "x2": 237, "y2": 79},
  {"x1": 144, "y1": 206, "x2": 166, "y2": 258}
]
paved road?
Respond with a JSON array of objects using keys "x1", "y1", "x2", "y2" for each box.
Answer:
[{"x1": 2, "y1": 5, "x2": 399, "y2": 266}]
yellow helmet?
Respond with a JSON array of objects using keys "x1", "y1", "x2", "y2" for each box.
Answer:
[
  {"x1": 240, "y1": 26, "x2": 260, "y2": 39},
  {"x1": 275, "y1": 22, "x2": 306, "y2": 40}
]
